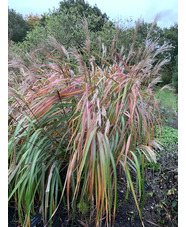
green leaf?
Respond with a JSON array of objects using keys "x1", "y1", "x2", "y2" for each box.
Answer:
[
  {"x1": 171, "y1": 200, "x2": 177, "y2": 208},
  {"x1": 77, "y1": 201, "x2": 88, "y2": 214},
  {"x1": 167, "y1": 187, "x2": 176, "y2": 195}
]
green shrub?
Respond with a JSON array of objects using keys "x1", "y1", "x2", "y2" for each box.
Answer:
[
  {"x1": 11, "y1": 25, "x2": 49, "y2": 54},
  {"x1": 172, "y1": 56, "x2": 178, "y2": 92}
]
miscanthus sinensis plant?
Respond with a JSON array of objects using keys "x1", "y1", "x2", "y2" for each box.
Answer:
[{"x1": 8, "y1": 17, "x2": 169, "y2": 227}]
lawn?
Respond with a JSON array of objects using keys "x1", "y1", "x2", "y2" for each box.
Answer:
[{"x1": 155, "y1": 88, "x2": 178, "y2": 129}]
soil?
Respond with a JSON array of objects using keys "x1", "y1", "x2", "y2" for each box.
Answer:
[{"x1": 8, "y1": 119, "x2": 178, "y2": 227}]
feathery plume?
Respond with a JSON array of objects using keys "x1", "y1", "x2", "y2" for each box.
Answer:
[
  {"x1": 127, "y1": 18, "x2": 140, "y2": 64},
  {"x1": 50, "y1": 36, "x2": 69, "y2": 59}
]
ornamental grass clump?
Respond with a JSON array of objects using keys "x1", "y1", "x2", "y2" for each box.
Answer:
[{"x1": 8, "y1": 17, "x2": 169, "y2": 227}]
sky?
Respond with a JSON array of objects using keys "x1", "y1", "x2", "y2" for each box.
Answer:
[{"x1": 8, "y1": 0, "x2": 178, "y2": 28}]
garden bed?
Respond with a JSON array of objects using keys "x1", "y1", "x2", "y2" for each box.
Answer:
[
  {"x1": 8, "y1": 19, "x2": 178, "y2": 226},
  {"x1": 9, "y1": 123, "x2": 178, "y2": 227},
  {"x1": 8, "y1": 93, "x2": 178, "y2": 227}
]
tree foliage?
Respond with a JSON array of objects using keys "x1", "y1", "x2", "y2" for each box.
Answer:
[
  {"x1": 160, "y1": 24, "x2": 178, "y2": 85},
  {"x1": 46, "y1": 10, "x2": 86, "y2": 47},
  {"x1": 58, "y1": 0, "x2": 109, "y2": 32},
  {"x1": 164, "y1": 24, "x2": 178, "y2": 63},
  {"x1": 9, "y1": 1, "x2": 178, "y2": 89},
  {"x1": 24, "y1": 14, "x2": 42, "y2": 29},
  {"x1": 8, "y1": 8, "x2": 30, "y2": 42}
]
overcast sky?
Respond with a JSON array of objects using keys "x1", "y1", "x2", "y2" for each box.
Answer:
[{"x1": 8, "y1": 0, "x2": 178, "y2": 28}]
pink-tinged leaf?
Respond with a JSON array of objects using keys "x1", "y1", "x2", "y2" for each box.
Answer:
[
  {"x1": 66, "y1": 149, "x2": 78, "y2": 211},
  {"x1": 116, "y1": 141, "x2": 126, "y2": 166},
  {"x1": 74, "y1": 93, "x2": 86, "y2": 115},
  {"x1": 73, "y1": 126, "x2": 97, "y2": 202},
  {"x1": 123, "y1": 134, "x2": 131, "y2": 170},
  {"x1": 115, "y1": 51, "x2": 136, "y2": 75},
  {"x1": 116, "y1": 116, "x2": 131, "y2": 151},
  {"x1": 86, "y1": 84, "x2": 90, "y2": 129},
  {"x1": 135, "y1": 108, "x2": 141, "y2": 144}
]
